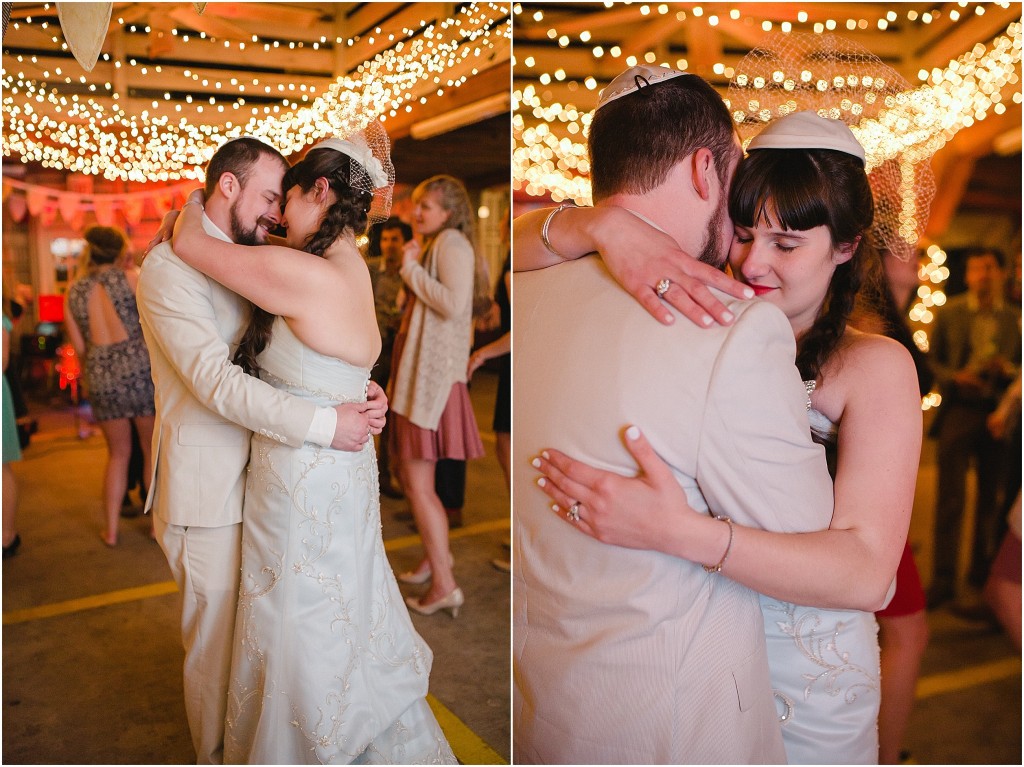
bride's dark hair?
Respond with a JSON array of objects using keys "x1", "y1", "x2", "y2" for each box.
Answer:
[
  {"x1": 728, "y1": 147, "x2": 879, "y2": 383},
  {"x1": 234, "y1": 148, "x2": 374, "y2": 375}
]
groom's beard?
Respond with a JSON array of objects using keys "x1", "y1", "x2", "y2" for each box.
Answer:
[
  {"x1": 697, "y1": 199, "x2": 727, "y2": 267},
  {"x1": 229, "y1": 201, "x2": 270, "y2": 246}
]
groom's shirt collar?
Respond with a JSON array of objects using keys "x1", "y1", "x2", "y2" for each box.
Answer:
[
  {"x1": 620, "y1": 207, "x2": 670, "y2": 236},
  {"x1": 201, "y1": 212, "x2": 233, "y2": 243}
]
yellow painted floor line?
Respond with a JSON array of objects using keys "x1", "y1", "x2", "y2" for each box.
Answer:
[
  {"x1": 427, "y1": 693, "x2": 507, "y2": 765},
  {"x1": 3, "y1": 581, "x2": 179, "y2": 625},
  {"x1": 384, "y1": 518, "x2": 511, "y2": 552},
  {"x1": 915, "y1": 656, "x2": 1022, "y2": 699},
  {"x1": 3, "y1": 519, "x2": 510, "y2": 626}
]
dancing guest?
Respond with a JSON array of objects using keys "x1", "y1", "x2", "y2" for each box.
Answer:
[
  {"x1": 64, "y1": 226, "x2": 156, "y2": 547},
  {"x1": 927, "y1": 247, "x2": 1020, "y2": 606},
  {"x1": 3, "y1": 301, "x2": 21, "y2": 559},
  {"x1": 391, "y1": 175, "x2": 488, "y2": 616}
]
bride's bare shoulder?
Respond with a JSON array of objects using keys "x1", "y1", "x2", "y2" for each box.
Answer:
[{"x1": 839, "y1": 328, "x2": 918, "y2": 389}]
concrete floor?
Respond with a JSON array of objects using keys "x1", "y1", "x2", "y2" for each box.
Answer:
[
  {"x1": 2, "y1": 370, "x2": 510, "y2": 765},
  {"x1": 2, "y1": 372, "x2": 1021, "y2": 765}
]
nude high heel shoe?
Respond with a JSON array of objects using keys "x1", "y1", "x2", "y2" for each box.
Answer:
[{"x1": 405, "y1": 587, "x2": 464, "y2": 618}]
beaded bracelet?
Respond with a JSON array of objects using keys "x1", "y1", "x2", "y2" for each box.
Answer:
[
  {"x1": 540, "y1": 201, "x2": 576, "y2": 258},
  {"x1": 702, "y1": 515, "x2": 734, "y2": 573}
]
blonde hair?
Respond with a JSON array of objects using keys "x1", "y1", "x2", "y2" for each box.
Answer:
[
  {"x1": 413, "y1": 175, "x2": 492, "y2": 317},
  {"x1": 413, "y1": 175, "x2": 475, "y2": 243}
]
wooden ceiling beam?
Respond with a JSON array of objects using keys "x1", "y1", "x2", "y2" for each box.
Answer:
[
  {"x1": 912, "y1": 6, "x2": 1021, "y2": 71},
  {"x1": 516, "y1": 5, "x2": 648, "y2": 39},
  {"x1": 200, "y1": 2, "x2": 328, "y2": 28},
  {"x1": 383, "y1": 60, "x2": 509, "y2": 140}
]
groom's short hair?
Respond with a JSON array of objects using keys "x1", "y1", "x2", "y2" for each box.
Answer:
[
  {"x1": 204, "y1": 137, "x2": 289, "y2": 198},
  {"x1": 589, "y1": 73, "x2": 737, "y2": 202}
]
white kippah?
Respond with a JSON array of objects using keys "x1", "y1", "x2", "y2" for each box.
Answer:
[
  {"x1": 746, "y1": 112, "x2": 865, "y2": 164},
  {"x1": 597, "y1": 65, "x2": 691, "y2": 110}
]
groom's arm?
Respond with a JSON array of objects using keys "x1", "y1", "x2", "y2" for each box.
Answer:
[
  {"x1": 138, "y1": 247, "x2": 336, "y2": 449},
  {"x1": 695, "y1": 300, "x2": 834, "y2": 535}
]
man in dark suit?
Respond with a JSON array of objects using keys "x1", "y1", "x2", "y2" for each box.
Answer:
[{"x1": 928, "y1": 247, "x2": 1021, "y2": 607}]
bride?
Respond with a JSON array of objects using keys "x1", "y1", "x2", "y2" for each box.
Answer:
[
  {"x1": 518, "y1": 112, "x2": 922, "y2": 763},
  {"x1": 170, "y1": 126, "x2": 456, "y2": 764}
]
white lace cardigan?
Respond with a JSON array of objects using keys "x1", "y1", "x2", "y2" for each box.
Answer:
[{"x1": 390, "y1": 228, "x2": 475, "y2": 430}]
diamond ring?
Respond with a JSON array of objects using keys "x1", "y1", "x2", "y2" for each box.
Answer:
[
  {"x1": 656, "y1": 278, "x2": 671, "y2": 298},
  {"x1": 567, "y1": 502, "x2": 581, "y2": 522}
]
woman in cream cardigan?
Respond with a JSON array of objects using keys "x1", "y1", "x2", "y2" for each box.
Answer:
[{"x1": 391, "y1": 175, "x2": 487, "y2": 617}]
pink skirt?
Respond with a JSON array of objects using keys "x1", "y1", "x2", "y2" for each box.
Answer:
[{"x1": 391, "y1": 381, "x2": 485, "y2": 462}]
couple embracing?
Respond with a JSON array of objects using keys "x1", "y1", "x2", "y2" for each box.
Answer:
[
  {"x1": 138, "y1": 127, "x2": 456, "y2": 764},
  {"x1": 513, "y1": 66, "x2": 922, "y2": 763}
]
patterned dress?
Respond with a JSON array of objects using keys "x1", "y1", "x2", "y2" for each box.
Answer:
[
  {"x1": 761, "y1": 396, "x2": 881, "y2": 764},
  {"x1": 66, "y1": 268, "x2": 155, "y2": 421},
  {"x1": 224, "y1": 318, "x2": 455, "y2": 765}
]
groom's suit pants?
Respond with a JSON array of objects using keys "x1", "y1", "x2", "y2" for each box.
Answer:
[{"x1": 155, "y1": 517, "x2": 242, "y2": 765}]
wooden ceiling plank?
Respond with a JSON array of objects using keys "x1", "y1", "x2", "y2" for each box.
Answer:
[
  {"x1": 202, "y1": 2, "x2": 328, "y2": 28},
  {"x1": 621, "y1": 14, "x2": 686, "y2": 56},
  {"x1": 165, "y1": 7, "x2": 254, "y2": 43},
  {"x1": 344, "y1": 2, "x2": 407, "y2": 37},
  {"x1": 518, "y1": 5, "x2": 648, "y2": 39}
]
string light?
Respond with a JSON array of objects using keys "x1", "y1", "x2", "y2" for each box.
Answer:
[
  {"x1": 513, "y1": 19, "x2": 1022, "y2": 206},
  {"x1": 2, "y1": 3, "x2": 511, "y2": 181}
]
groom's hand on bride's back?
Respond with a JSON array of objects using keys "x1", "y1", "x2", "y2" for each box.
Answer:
[{"x1": 330, "y1": 382, "x2": 388, "y2": 451}]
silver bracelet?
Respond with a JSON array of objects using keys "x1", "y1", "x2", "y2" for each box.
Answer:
[
  {"x1": 540, "y1": 202, "x2": 576, "y2": 258},
  {"x1": 702, "y1": 515, "x2": 734, "y2": 573}
]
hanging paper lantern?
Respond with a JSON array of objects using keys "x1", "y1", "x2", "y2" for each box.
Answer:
[{"x1": 56, "y1": 2, "x2": 112, "y2": 72}]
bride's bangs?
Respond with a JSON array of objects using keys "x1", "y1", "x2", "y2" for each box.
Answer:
[{"x1": 729, "y1": 150, "x2": 830, "y2": 233}]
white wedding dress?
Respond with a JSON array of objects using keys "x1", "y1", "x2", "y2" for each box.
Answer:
[
  {"x1": 760, "y1": 405, "x2": 881, "y2": 764},
  {"x1": 224, "y1": 318, "x2": 456, "y2": 765}
]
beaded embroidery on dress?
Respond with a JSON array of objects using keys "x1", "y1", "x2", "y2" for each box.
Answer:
[
  {"x1": 224, "y1": 318, "x2": 455, "y2": 765},
  {"x1": 761, "y1": 393, "x2": 880, "y2": 764}
]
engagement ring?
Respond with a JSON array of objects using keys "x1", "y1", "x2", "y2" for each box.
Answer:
[
  {"x1": 656, "y1": 278, "x2": 671, "y2": 298},
  {"x1": 567, "y1": 502, "x2": 581, "y2": 522}
]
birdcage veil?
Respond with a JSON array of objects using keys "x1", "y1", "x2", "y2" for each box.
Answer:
[
  {"x1": 312, "y1": 121, "x2": 395, "y2": 226},
  {"x1": 728, "y1": 33, "x2": 936, "y2": 261}
]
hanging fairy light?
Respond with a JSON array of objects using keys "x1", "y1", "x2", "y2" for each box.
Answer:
[
  {"x1": 2, "y1": 3, "x2": 511, "y2": 181},
  {"x1": 513, "y1": 19, "x2": 1022, "y2": 204}
]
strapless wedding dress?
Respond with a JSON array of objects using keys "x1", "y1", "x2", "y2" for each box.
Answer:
[
  {"x1": 224, "y1": 318, "x2": 455, "y2": 765},
  {"x1": 760, "y1": 406, "x2": 880, "y2": 764}
]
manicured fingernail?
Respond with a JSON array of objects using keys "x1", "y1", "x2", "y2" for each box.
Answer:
[
  {"x1": 626, "y1": 425, "x2": 641, "y2": 440},
  {"x1": 743, "y1": 287, "x2": 755, "y2": 299},
  {"x1": 537, "y1": 477, "x2": 547, "y2": 488},
  {"x1": 663, "y1": 313, "x2": 675, "y2": 324},
  {"x1": 552, "y1": 504, "x2": 560, "y2": 512},
  {"x1": 702, "y1": 314, "x2": 713, "y2": 326},
  {"x1": 722, "y1": 311, "x2": 734, "y2": 323},
  {"x1": 541, "y1": 450, "x2": 550, "y2": 460},
  {"x1": 531, "y1": 458, "x2": 541, "y2": 468}
]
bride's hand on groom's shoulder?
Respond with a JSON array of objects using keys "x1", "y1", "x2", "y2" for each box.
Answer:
[{"x1": 595, "y1": 207, "x2": 754, "y2": 329}]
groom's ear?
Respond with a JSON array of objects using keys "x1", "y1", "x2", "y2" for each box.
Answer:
[
  {"x1": 690, "y1": 148, "x2": 716, "y2": 202},
  {"x1": 217, "y1": 171, "x2": 240, "y2": 200}
]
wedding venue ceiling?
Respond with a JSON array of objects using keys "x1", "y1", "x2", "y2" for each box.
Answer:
[
  {"x1": 512, "y1": 2, "x2": 1022, "y2": 246},
  {"x1": 2, "y1": 2, "x2": 512, "y2": 185}
]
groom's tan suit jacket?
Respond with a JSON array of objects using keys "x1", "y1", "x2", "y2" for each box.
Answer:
[
  {"x1": 137, "y1": 217, "x2": 317, "y2": 527},
  {"x1": 513, "y1": 255, "x2": 834, "y2": 764}
]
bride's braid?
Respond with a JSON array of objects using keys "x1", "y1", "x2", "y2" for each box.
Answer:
[{"x1": 233, "y1": 149, "x2": 373, "y2": 375}]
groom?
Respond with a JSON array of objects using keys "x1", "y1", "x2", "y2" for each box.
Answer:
[
  {"x1": 513, "y1": 66, "x2": 834, "y2": 763},
  {"x1": 137, "y1": 137, "x2": 386, "y2": 764}
]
